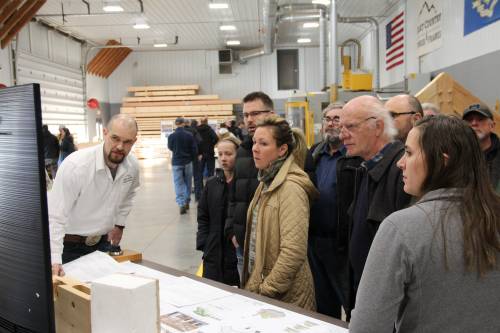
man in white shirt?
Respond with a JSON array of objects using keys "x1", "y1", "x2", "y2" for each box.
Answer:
[{"x1": 49, "y1": 114, "x2": 140, "y2": 276}]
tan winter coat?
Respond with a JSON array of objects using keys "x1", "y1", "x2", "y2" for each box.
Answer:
[{"x1": 242, "y1": 154, "x2": 318, "y2": 310}]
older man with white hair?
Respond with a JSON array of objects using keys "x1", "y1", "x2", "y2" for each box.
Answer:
[{"x1": 335, "y1": 95, "x2": 412, "y2": 316}]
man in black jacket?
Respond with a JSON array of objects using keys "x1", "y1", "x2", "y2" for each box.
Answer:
[
  {"x1": 462, "y1": 103, "x2": 500, "y2": 190},
  {"x1": 42, "y1": 124, "x2": 60, "y2": 179},
  {"x1": 306, "y1": 103, "x2": 346, "y2": 319},
  {"x1": 224, "y1": 91, "x2": 275, "y2": 281},
  {"x1": 197, "y1": 117, "x2": 219, "y2": 179},
  {"x1": 336, "y1": 95, "x2": 412, "y2": 315}
]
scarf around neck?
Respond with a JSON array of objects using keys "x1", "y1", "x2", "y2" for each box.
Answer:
[{"x1": 257, "y1": 155, "x2": 287, "y2": 186}]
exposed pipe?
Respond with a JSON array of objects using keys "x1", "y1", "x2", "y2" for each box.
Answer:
[
  {"x1": 338, "y1": 15, "x2": 380, "y2": 90},
  {"x1": 319, "y1": 9, "x2": 326, "y2": 89},
  {"x1": 36, "y1": 0, "x2": 144, "y2": 18},
  {"x1": 340, "y1": 38, "x2": 361, "y2": 70},
  {"x1": 81, "y1": 0, "x2": 90, "y2": 14},
  {"x1": 330, "y1": 0, "x2": 338, "y2": 99},
  {"x1": 239, "y1": 0, "x2": 277, "y2": 63}
]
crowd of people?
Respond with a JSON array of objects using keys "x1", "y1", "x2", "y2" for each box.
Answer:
[
  {"x1": 193, "y1": 91, "x2": 499, "y2": 331},
  {"x1": 45, "y1": 90, "x2": 499, "y2": 331}
]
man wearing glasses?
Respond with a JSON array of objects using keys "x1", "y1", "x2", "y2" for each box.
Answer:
[
  {"x1": 306, "y1": 103, "x2": 347, "y2": 319},
  {"x1": 49, "y1": 114, "x2": 140, "y2": 276},
  {"x1": 225, "y1": 91, "x2": 274, "y2": 281},
  {"x1": 335, "y1": 95, "x2": 411, "y2": 316},
  {"x1": 385, "y1": 94, "x2": 423, "y2": 142}
]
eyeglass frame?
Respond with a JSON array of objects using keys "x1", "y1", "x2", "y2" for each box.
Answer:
[
  {"x1": 389, "y1": 111, "x2": 416, "y2": 118},
  {"x1": 242, "y1": 110, "x2": 272, "y2": 118},
  {"x1": 339, "y1": 116, "x2": 377, "y2": 133},
  {"x1": 323, "y1": 115, "x2": 340, "y2": 124}
]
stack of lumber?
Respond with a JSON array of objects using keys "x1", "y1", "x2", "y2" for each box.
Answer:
[
  {"x1": 416, "y1": 72, "x2": 500, "y2": 134},
  {"x1": 121, "y1": 84, "x2": 240, "y2": 159}
]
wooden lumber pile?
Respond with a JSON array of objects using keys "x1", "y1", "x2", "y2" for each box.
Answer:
[
  {"x1": 121, "y1": 84, "x2": 240, "y2": 159},
  {"x1": 416, "y1": 72, "x2": 500, "y2": 134}
]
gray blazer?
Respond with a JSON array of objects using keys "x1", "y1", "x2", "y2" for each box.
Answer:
[{"x1": 350, "y1": 188, "x2": 500, "y2": 332}]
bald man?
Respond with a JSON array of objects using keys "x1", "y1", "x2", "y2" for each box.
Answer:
[
  {"x1": 385, "y1": 94, "x2": 423, "y2": 142},
  {"x1": 336, "y1": 96, "x2": 411, "y2": 315},
  {"x1": 49, "y1": 114, "x2": 140, "y2": 276}
]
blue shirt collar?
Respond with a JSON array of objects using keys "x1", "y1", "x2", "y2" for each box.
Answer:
[{"x1": 361, "y1": 143, "x2": 392, "y2": 170}]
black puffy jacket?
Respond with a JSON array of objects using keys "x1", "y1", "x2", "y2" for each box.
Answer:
[
  {"x1": 196, "y1": 169, "x2": 239, "y2": 286},
  {"x1": 224, "y1": 137, "x2": 259, "y2": 248},
  {"x1": 197, "y1": 124, "x2": 218, "y2": 158}
]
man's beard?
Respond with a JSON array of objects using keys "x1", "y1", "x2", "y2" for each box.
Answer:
[
  {"x1": 324, "y1": 129, "x2": 341, "y2": 147},
  {"x1": 108, "y1": 150, "x2": 125, "y2": 164}
]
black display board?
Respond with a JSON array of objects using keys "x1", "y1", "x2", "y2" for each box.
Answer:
[{"x1": 0, "y1": 84, "x2": 55, "y2": 333}]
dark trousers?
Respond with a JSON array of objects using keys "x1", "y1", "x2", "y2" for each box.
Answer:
[
  {"x1": 62, "y1": 237, "x2": 111, "y2": 264},
  {"x1": 192, "y1": 158, "x2": 203, "y2": 201},
  {"x1": 200, "y1": 156, "x2": 215, "y2": 178},
  {"x1": 308, "y1": 235, "x2": 343, "y2": 319}
]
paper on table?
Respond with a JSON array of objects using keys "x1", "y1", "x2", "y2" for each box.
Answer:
[
  {"x1": 159, "y1": 276, "x2": 233, "y2": 307},
  {"x1": 181, "y1": 294, "x2": 348, "y2": 333},
  {"x1": 62, "y1": 251, "x2": 134, "y2": 282}
]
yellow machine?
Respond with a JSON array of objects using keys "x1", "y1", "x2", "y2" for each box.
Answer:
[
  {"x1": 341, "y1": 39, "x2": 373, "y2": 91},
  {"x1": 284, "y1": 99, "x2": 315, "y2": 147}
]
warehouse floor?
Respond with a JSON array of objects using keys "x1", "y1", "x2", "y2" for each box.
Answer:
[{"x1": 120, "y1": 158, "x2": 201, "y2": 274}]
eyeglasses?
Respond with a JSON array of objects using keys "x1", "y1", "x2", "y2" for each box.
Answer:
[
  {"x1": 243, "y1": 110, "x2": 271, "y2": 118},
  {"x1": 340, "y1": 117, "x2": 377, "y2": 133},
  {"x1": 323, "y1": 116, "x2": 340, "y2": 124},
  {"x1": 389, "y1": 111, "x2": 416, "y2": 118}
]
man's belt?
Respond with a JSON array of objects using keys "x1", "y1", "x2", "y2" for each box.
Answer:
[{"x1": 64, "y1": 234, "x2": 106, "y2": 246}]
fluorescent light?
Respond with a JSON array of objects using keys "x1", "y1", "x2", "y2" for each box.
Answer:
[
  {"x1": 103, "y1": 5, "x2": 124, "y2": 12},
  {"x1": 297, "y1": 38, "x2": 311, "y2": 43},
  {"x1": 133, "y1": 23, "x2": 150, "y2": 29},
  {"x1": 154, "y1": 43, "x2": 167, "y2": 48},
  {"x1": 303, "y1": 22, "x2": 319, "y2": 28},
  {"x1": 209, "y1": 3, "x2": 229, "y2": 9},
  {"x1": 226, "y1": 40, "x2": 240, "y2": 46},
  {"x1": 312, "y1": 0, "x2": 330, "y2": 5},
  {"x1": 220, "y1": 25, "x2": 236, "y2": 31}
]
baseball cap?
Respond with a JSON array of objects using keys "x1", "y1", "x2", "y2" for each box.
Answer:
[
  {"x1": 175, "y1": 117, "x2": 185, "y2": 124},
  {"x1": 462, "y1": 103, "x2": 493, "y2": 120}
]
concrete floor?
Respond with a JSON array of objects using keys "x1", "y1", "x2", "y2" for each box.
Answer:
[{"x1": 120, "y1": 158, "x2": 201, "y2": 274}]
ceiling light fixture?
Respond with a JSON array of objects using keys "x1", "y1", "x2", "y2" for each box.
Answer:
[
  {"x1": 303, "y1": 22, "x2": 319, "y2": 28},
  {"x1": 220, "y1": 25, "x2": 236, "y2": 31},
  {"x1": 133, "y1": 23, "x2": 150, "y2": 29},
  {"x1": 103, "y1": 0, "x2": 124, "y2": 12},
  {"x1": 297, "y1": 38, "x2": 311, "y2": 43},
  {"x1": 226, "y1": 40, "x2": 240, "y2": 46},
  {"x1": 209, "y1": 3, "x2": 229, "y2": 9},
  {"x1": 312, "y1": 0, "x2": 330, "y2": 5},
  {"x1": 154, "y1": 43, "x2": 168, "y2": 48}
]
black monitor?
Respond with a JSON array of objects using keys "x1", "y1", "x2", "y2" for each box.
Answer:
[{"x1": 0, "y1": 84, "x2": 55, "y2": 333}]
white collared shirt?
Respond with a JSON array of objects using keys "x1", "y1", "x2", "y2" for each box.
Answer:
[{"x1": 48, "y1": 143, "x2": 140, "y2": 264}]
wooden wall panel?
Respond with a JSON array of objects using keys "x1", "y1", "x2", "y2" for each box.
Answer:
[{"x1": 86, "y1": 40, "x2": 131, "y2": 78}]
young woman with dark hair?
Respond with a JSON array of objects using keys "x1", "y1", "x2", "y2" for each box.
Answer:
[
  {"x1": 350, "y1": 115, "x2": 500, "y2": 332},
  {"x1": 241, "y1": 115, "x2": 318, "y2": 310}
]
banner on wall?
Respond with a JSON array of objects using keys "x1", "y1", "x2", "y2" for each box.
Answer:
[
  {"x1": 385, "y1": 9, "x2": 405, "y2": 71},
  {"x1": 464, "y1": 0, "x2": 500, "y2": 35},
  {"x1": 417, "y1": 0, "x2": 442, "y2": 56}
]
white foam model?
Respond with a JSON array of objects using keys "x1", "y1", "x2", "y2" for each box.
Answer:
[{"x1": 91, "y1": 273, "x2": 159, "y2": 333}]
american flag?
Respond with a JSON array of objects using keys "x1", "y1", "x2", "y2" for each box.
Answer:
[{"x1": 385, "y1": 10, "x2": 405, "y2": 71}]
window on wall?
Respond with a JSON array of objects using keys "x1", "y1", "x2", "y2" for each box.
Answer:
[{"x1": 277, "y1": 49, "x2": 299, "y2": 90}]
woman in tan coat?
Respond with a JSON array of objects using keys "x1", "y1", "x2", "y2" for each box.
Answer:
[{"x1": 241, "y1": 116, "x2": 318, "y2": 310}]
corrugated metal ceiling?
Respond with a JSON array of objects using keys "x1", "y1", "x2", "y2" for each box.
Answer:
[{"x1": 36, "y1": 0, "x2": 400, "y2": 49}]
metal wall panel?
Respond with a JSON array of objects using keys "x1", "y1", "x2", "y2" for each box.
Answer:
[{"x1": 29, "y1": 22, "x2": 49, "y2": 60}]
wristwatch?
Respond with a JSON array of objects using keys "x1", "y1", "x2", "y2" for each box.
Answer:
[{"x1": 114, "y1": 224, "x2": 125, "y2": 230}]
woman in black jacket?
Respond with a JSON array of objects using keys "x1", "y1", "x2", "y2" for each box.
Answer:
[
  {"x1": 196, "y1": 135, "x2": 241, "y2": 286},
  {"x1": 58, "y1": 127, "x2": 76, "y2": 166}
]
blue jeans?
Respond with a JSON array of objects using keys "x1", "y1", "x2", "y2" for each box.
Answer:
[
  {"x1": 200, "y1": 156, "x2": 216, "y2": 178},
  {"x1": 235, "y1": 246, "x2": 244, "y2": 283},
  {"x1": 172, "y1": 163, "x2": 192, "y2": 207}
]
